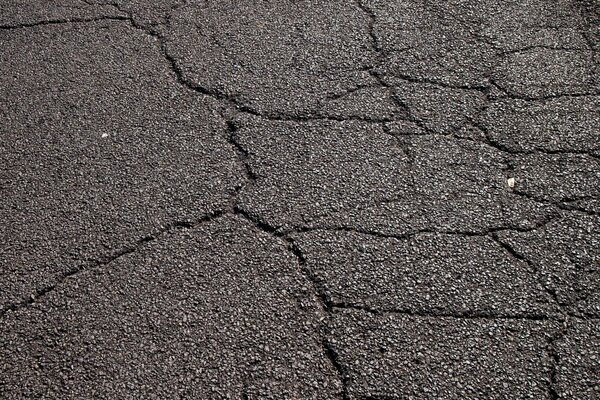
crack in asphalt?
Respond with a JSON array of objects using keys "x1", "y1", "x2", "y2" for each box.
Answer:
[
  {"x1": 558, "y1": 202, "x2": 600, "y2": 217},
  {"x1": 392, "y1": 73, "x2": 490, "y2": 92},
  {"x1": 499, "y1": 45, "x2": 592, "y2": 56},
  {"x1": 283, "y1": 211, "x2": 561, "y2": 240},
  {"x1": 0, "y1": 210, "x2": 225, "y2": 318},
  {"x1": 546, "y1": 319, "x2": 570, "y2": 400},
  {"x1": 124, "y1": 9, "x2": 405, "y2": 126},
  {"x1": 355, "y1": 0, "x2": 383, "y2": 61},
  {"x1": 467, "y1": 119, "x2": 600, "y2": 160},
  {"x1": 490, "y1": 89, "x2": 600, "y2": 102},
  {"x1": 575, "y1": 0, "x2": 600, "y2": 51},
  {"x1": 490, "y1": 231, "x2": 572, "y2": 400},
  {"x1": 2, "y1": 3, "x2": 598, "y2": 398},
  {"x1": 491, "y1": 233, "x2": 565, "y2": 309},
  {"x1": 226, "y1": 119, "x2": 258, "y2": 185},
  {"x1": 323, "y1": 340, "x2": 351, "y2": 400},
  {"x1": 0, "y1": 15, "x2": 129, "y2": 30},
  {"x1": 509, "y1": 187, "x2": 600, "y2": 218}
]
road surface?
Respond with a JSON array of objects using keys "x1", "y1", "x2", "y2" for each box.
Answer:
[{"x1": 1, "y1": 0, "x2": 599, "y2": 398}]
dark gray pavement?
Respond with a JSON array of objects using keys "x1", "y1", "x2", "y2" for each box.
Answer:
[{"x1": 0, "y1": 0, "x2": 598, "y2": 399}]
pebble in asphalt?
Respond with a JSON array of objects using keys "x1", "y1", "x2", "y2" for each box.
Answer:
[
  {"x1": 0, "y1": 20, "x2": 243, "y2": 312},
  {"x1": 235, "y1": 117, "x2": 554, "y2": 235}
]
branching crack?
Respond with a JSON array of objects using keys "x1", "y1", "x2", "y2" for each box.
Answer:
[
  {"x1": 223, "y1": 114, "x2": 351, "y2": 393},
  {"x1": 353, "y1": 0, "x2": 425, "y2": 133},
  {"x1": 4, "y1": 5, "x2": 594, "y2": 398},
  {"x1": 232, "y1": 207, "x2": 348, "y2": 396},
  {"x1": 491, "y1": 233, "x2": 565, "y2": 311}
]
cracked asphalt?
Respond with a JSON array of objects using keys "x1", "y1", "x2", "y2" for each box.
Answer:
[{"x1": 1, "y1": 0, "x2": 598, "y2": 399}]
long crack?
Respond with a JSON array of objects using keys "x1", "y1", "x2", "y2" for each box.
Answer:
[
  {"x1": 0, "y1": 15, "x2": 129, "y2": 30},
  {"x1": 223, "y1": 102, "x2": 348, "y2": 394},
  {"x1": 0, "y1": 210, "x2": 225, "y2": 318}
]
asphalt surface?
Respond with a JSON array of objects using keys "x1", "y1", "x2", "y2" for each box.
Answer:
[{"x1": 0, "y1": 1, "x2": 598, "y2": 399}]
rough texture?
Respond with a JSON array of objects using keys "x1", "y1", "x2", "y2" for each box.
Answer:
[
  {"x1": 497, "y1": 213, "x2": 600, "y2": 317},
  {"x1": 555, "y1": 320, "x2": 600, "y2": 400},
  {"x1": 511, "y1": 153, "x2": 600, "y2": 203},
  {"x1": 326, "y1": 310, "x2": 558, "y2": 399},
  {"x1": 0, "y1": 216, "x2": 341, "y2": 399},
  {"x1": 237, "y1": 122, "x2": 554, "y2": 235},
  {"x1": 0, "y1": 21, "x2": 244, "y2": 311},
  {"x1": 292, "y1": 230, "x2": 557, "y2": 317},
  {"x1": 1, "y1": 0, "x2": 599, "y2": 398},
  {"x1": 166, "y1": 0, "x2": 380, "y2": 118},
  {"x1": 0, "y1": 0, "x2": 124, "y2": 28},
  {"x1": 480, "y1": 97, "x2": 600, "y2": 153}
]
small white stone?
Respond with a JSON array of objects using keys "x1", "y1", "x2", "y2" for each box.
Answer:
[
  {"x1": 507, "y1": 177, "x2": 515, "y2": 188},
  {"x1": 101, "y1": 133, "x2": 109, "y2": 138}
]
